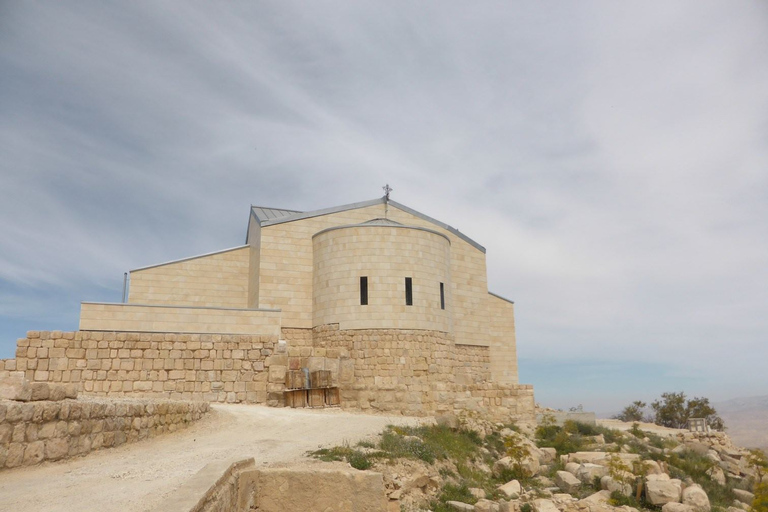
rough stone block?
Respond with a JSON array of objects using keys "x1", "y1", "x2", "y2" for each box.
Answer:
[
  {"x1": 30, "y1": 382, "x2": 50, "y2": 401},
  {"x1": 0, "y1": 373, "x2": 32, "y2": 401}
]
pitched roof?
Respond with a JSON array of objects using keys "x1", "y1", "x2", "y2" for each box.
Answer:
[
  {"x1": 248, "y1": 197, "x2": 485, "y2": 253},
  {"x1": 251, "y1": 206, "x2": 302, "y2": 222}
]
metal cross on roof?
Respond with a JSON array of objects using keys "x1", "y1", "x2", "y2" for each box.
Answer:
[{"x1": 383, "y1": 184, "x2": 392, "y2": 201}]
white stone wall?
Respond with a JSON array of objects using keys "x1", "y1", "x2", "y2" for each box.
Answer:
[
  {"x1": 312, "y1": 224, "x2": 451, "y2": 331},
  {"x1": 128, "y1": 246, "x2": 250, "y2": 308}
]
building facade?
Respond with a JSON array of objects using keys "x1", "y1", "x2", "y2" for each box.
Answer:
[{"x1": 3, "y1": 197, "x2": 534, "y2": 420}]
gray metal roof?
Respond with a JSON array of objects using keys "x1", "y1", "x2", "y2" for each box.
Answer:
[
  {"x1": 250, "y1": 197, "x2": 486, "y2": 253},
  {"x1": 251, "y1": 206, "x2": 302, "y2": 222}
]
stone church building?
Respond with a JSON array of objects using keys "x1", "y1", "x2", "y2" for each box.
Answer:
[{"x1": 4, "y1": 196, "x2": 534, "y2": 420}]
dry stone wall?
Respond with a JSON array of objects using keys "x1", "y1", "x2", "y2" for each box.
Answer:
[
  {"x1": 2, "y1": 325, "x2": 535, "y2": 423},
  {"x1": 4, "y1": 331, "x2": 285, "y2": 405},
  {"x1": 0, "y1": 397, "x2": 209, "y2": 470}
]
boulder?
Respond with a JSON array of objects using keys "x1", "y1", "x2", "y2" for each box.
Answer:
[
  {"x1": 498, "y1": 479, "x2": 521, "y2": 498},
  {"x1": 601, "y1": 475, "x2": 633, "y2": 497},
  {"x1": 493, "y1": 455, "x2": 540, "y2": 477},
  {"x1": 539, "y1": 448, "x2": 557, "y2": 464},
  {"x1": 706, "y1": 466, "x2": 726, "y2": 486},
  {"x1": 447, "y1": 501, "x2": 475, "y2": 511},
  {"x1": 532, "y1": 499, "x2": 560, "y2": 512},
  {"x1": 579, "y1": 490, "x2": 611, "y2": 505},
  {"x1": 683, "y1": 442, "x2": 711, "y2": 456},
  {"x1": 564, "y1": 462, "x2": 581, "y2": 476},
  {"x1": 555, "y1": 470, "x2": 581, "y2": 494},
  {"x1": 475, "y1": 499, "x2": 499, "y2": 512},
  {"x1": 731, "y1": 489, "x2": 754, "y2": 503},
  {"x1": 682, "y1": 484, "x2": 710, "y2": 512},
  {"x1": 0, "y1": 373, "x2": 32, "y2": 401},
  {"x1": 640, "y1": 460, "x2": 664, "y2": 475},
  {"x1": 568, "y1": 452, "x2": 640, "y2": 465},
  {"x1": 646, "y1": 477, "x2": 682, "y2": 506},
  {"x1": 470, "y1": 488, "x2": 486, "y2": 499},
  {"x1": 662, "y1": 503, "x2": 696, "y2": 512},
  {"x1": 576, "y1": 463, "x2": 609, "y2": 484}
]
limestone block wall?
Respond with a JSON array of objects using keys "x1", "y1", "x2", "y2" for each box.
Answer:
[
  {"x1": 128, "y1": 246, "x2": 250, "y2": 308},
  {"x1": 3, "y1": 327, "x2": 535, "y2": 423},
  {"x1": 79, "y1": 303, "x2": 282, "y2": 336},
  {"x1": 258, "y1": 203, "x2": 492, "y2": 347},
  {"x1": 10, "y1": 331, "x2": 287, "y2": 405},
  {"x1": 312, "y1": 224, "x2": 451, "y2": 331},
  {"x1": 454, "y1": 344, "x2": 491, "y2": 386},
  {"x1": 304, "y1": 324, "x2": 535, "y2": 422},
  {"x1": 0, "y1": 397, "x2": 209, "y2": 470},
  {"x1": 310, "y1": 325, "x2": 455, "y2": 415},
  {"x1": 487, "y1": 293, "x2": 519, "y2": 384}
]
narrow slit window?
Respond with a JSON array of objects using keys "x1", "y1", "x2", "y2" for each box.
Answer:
[
  {"x1": 440, "y1": 282, "x2": 445, "y2": 310},
  {"x1": 405, "y1": 277, "x2": 413, "y2": 306},
  {"x1": 360, "y1": 276, "x2": 368, "y2": 305}
]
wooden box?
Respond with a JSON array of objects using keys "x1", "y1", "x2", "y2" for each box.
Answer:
[
  {"x1": 310, "y1": 370, "x2": 332, "y2": 389},
  {"x1": 285, "y1": 370, "x2": 307, "y2": 390},
  {"x1": 308, "y1": 388, "x2": 325, "y2": 408},
  {"x1": 324, "y1": 387, "x2": 340, "y2": 406},
  {"x1": 285, "y1": 389, "x2": 307, "y2": 408}
]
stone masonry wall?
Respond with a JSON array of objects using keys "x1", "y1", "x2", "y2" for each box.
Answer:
[
  {"x1": 0, "y1": 397, "x2": 209, "y2": 470},
  {"x1": 2, "y1": 327, "x2": 535, "y2": 423},
  {"x1": 307, "y1": 324, "x2": 535, "y2": 422},
  {"x1": 5, "y1": 331, "x2": 286, "y2": 405}
]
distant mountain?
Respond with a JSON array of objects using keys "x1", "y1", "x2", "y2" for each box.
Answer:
[{"x1": 715, "y1": 395, "x2": 768, "y2": 451}]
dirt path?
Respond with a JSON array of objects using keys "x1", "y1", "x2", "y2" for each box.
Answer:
[{"x1": 0, "y1": 404, "x2": 423, "y2": 512}]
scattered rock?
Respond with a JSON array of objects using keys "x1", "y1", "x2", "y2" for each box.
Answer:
[
  {"x1": 576, "y1": 463, "x2": 609, "y2": 484},
  {"x1": 555, "y1": 470, "x2": 581, "y2": 494},
  {"x1": 706, "y1": 466, "x2": 726, "y2": 486},
  {"x1": 601, "y1": 475, "x2": 633, "y2": 497},
  {"x1": 532, "y1": 498, "x2": 560, "y2": 512},
  {"x1": 646, "y1": 477, "x2": 682, "y2": 506},
  {"x1": 498, "y1": 479, "x2": 522, "y2": 498},
  {"x1": 681, "y1": 484, "x2": 710, "y2": 512},
  {"x1": 475, "y1": 499, "x2": 500, "y2": 512},
  {"x1": 448, "y1": 501, "x2": 475, "y2": 511},
  {"x1": 731, "y1": 489, "x2": 754, "y2": 503},
  {"x1": 470, "y1": 487, "x2": 486, "y2": 499},
  {"x1": 662, "y1": 503, "x2": 696, "y2": 512}
]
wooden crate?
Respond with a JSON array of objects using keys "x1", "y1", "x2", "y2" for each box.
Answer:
[
  {"x1": 308, "y1": 388, "x2": 325, "y2": 408},
  {"x1": 285, "y1": 389, "x2": 307, "y2": 408},
  {"x1": 285, "y1": 370, "x2": 306, "y2": 390},
  {"x1": 324, "y1": 387, "x2": 340, "y2": 406},
  {"x1": 309, "y1": 370, "x2": 332, "y2": 389}
]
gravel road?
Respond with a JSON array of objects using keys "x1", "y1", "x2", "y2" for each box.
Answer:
[{"x1": 0, "y1": 404, "x2": 421, "y2": 512}]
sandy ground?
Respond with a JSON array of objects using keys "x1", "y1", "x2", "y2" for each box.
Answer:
[{"x1": 0, "y1": 404, "x2": 423, "y2": 512}]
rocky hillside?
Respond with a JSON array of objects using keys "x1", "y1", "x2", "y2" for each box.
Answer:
[{"x1": 310, "y1": 412, "x2": 767, "y2": 512}]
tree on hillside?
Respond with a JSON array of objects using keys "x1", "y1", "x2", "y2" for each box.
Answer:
[
  {"x1": 613, "y1": 400, "x2": 648, "y2": 422},
  {"x1": 616, "y1": 392, "x2": 725, "y2": 430}
]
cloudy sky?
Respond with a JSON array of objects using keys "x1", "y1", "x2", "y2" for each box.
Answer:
[{"x1": 1, "y1": 1, "x2": 767, "y2": 414}]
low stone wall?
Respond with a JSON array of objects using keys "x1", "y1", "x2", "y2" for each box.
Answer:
[
  {"x1": 3, "y1": 326, "x2": 536, "y2": 423},
  {"x1": 159, "y1": 459, "x2": 388, "y2": 512},
  {"x1": 0, "y1": 397, "x2": 209, "y2": 470},
  {"x1": 8, "y1": 331, "x2": 285, "y2": 404}
]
